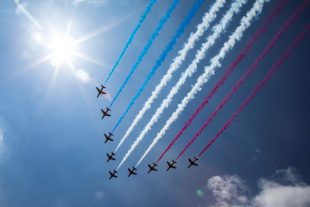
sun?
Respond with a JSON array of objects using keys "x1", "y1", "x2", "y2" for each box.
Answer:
[
  {"x1": 48, "y1": 32, "x2": 76, "y2": 67},
  {"x1": 32, "y1": 23, "x2": 80, "y2": 70},
  {"x1": 32, "y1": 21, "x2": 112, "y2": 78}
]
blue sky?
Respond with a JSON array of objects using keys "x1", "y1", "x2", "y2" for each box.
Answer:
[{"x1": 0, "y1": 0, "x2": 310, "y2": 206}]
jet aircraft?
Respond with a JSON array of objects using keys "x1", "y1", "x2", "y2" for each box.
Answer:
[
  {"x1": 104, "y1": 132, "x2": 113, "y2": 143},
  {"x1": 188, "y1": 157, "x2": 199, "y2": 168},
  {"x1": 101, "y1": 107, "x2": 111, "y2": 119},
  {"x1": 106, "y1": 152, "x2": 116, "y2": 163},
  {"x1": 128, "y1": 167, "x2": 137, "y2": 177},
  {"x1": 147, "y1": 162, "x2": 158, "y2": 173},
  {"x1": 109, "y1": 170, "x2": 118, "y2": 179},
  {"x1": 166, "y1": 160, "x2": 177, "y2": 171},
  {"x1": 96, "y1": 85, "x2": 106, "y2": 98}
]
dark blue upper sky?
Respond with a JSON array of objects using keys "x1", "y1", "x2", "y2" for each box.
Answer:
[{"x1": 0, "y1": 0, "x2": 309, "y2": 206}]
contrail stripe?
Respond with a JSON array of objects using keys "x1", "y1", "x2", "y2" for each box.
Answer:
[
  {"x1": 134, "y1": 0, "x2": 248, "y2": 166},
  {"x1": 110, "y1": 0, "x2": 180, "y2": 106},
  {"x1": 176, "y1": 0, "x2": 308, "y2": 160},
  {"x1": 137, "y1": 0, "x2": 269, "y2": 166},
  {"x1": 115, "y1": 0, "x2": 226, "y2": 151},
  {"x1": 198, "y1": 25, "x2": 310, "y2": 157},
  {"x1": 112, "y1": 0, "x2": 204, "y2": 133},
  {"x1": 104, "y1": 0, "x2": 157, "y2": 84},
  {"x1": 158, "y1": 0, "x2": 289, "y2": 162},
  {"x1": 116, "y1": 0, "x2": 205, "y2": 169},
  {"x1": 157, "y1": 0, "x2": 289, "y2": 162}
]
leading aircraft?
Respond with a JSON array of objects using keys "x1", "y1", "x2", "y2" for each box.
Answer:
[
  {"x1": 109, "y1": 170, "x2": 118, "y2": 180},
  {"x1": 106, "y1": 152, "x2": 116, "y2": 163},
  {"x1": 104, "y1": 132, "x2": 114, "y2": 143},
  {"x1": 128, "y1": 167, "x2": 137, "y2": 177},
  {"x1": 96, "y1": 84, "x2": 106, "y2": 98},
  {"x1": 147, "y1": 162, "x2": 158, "y2": 174},
  {"x1": 166, "y1": 160, "x2": 177, "y2": 171},
  {"x1": 101, "y1": 107, "x2": 111, "y2": 119},
  {"x1": 188, "y1": 156, "x2": 199, "y2": 168}
]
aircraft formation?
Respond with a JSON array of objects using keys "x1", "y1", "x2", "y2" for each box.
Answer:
[
  {"x1": 95, "y1": 0, "x2": 308, "y2": 180},
  {"x1": 97, "y1": 87, "x2": 199, "y2": 179}
]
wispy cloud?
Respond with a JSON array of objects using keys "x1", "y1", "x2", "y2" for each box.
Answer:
[
  {"x1": 206, "y1": 168, "x2": 310, "y2": 207},
  {"x1": 207, "y1": 175, "x2": 248, "y2": 207},
  {"x1": 0, "y1": 117, "x2": 7, "y2": 156},
  {"x1": 253, "y1": 180, "x2": 310, "y2": 207},
  {"x1": 0, "y1": 128, "x2": 4, "y2": 152},
  {"x1": 72, "y1": 0, "x2": 106, "y2": 5}
]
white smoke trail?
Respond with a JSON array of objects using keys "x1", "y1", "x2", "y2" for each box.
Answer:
[
  {"x1": 131, "y1": 0, "x2": 247, "y2": 166},
  {"x1": 136, "y1": 0, "x2": 269, "y2": 166},
  {"x1": 115, "y1": 0, "x2": 226, "y2": 152},
  {"x1": 117, "y1": 0, "x2": 247, "y2": 169}
]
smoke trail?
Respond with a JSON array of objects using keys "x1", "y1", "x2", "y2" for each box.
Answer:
[
  {"x1": 133, "y1": 0, "x2": 248, "y2": 166},
  {"x1": 176, "y1": 0, "x2": 308, "y2": 160},
  {"x1": 157, "y1": 0, "x2": 290, "y2": 162},
  {"x1": 136, "y1": 0, "x2": 269, "y2": 166},
  {"x1": 110, "y1": 0, "x2": 180, "y2": 107},
  {"x1": 104, "y1": 0, "x2": 157, "y2": 84},
  {"x1": 112, "y1": 0, "x2": 204, "y2": 133},
  {"x1": 116, "y1": 0, "x2": 205, "y2": 169},
  {"x1": 114, "y1": 0, "x2": 226, "y2": 151},
  {"x1": 198, "y1": 26, "x2": 309, "y2": 157}
]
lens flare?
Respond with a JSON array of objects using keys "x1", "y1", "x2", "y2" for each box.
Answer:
[
  {"x1": 74, "y1": 68, "x2": 91, "y2": 83},
  {"x1": 196, "y1": 189, "x2": 204, "y2": 198}
]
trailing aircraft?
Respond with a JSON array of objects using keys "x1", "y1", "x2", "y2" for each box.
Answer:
[
  {"x1": 147, "y1": 162, "x2": 158, "y2": 173},
  {"x1": 166, "y1": 160, "x2": 177, "y2": 171},
  {"x1": 128, "y1": 167, "x2": 137, "y2": 177},
  {"x1": 109, "y1": 170, "x2": 118, "y2": 179},
  {"x1": 101, "y1": 107, "x2": 111, "y2": 119},
  {"x1": 187, "y1": 156, "x2": 199, "y2": 168},
  {"x1": 96, "y1": 85, "x2": 107, "y2": 98},
  {"x1": 104, "y1": 132, "x2": 113, "y2": 143},
  {"x1": 106, "y1": 152, "x2": 116, "y2": 163}
]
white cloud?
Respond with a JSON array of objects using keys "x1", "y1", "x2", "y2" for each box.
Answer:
[
  {"x1": 207, "y1": 175, "x2": 248, "y2": 207},
  {"x1": 206, "y1": 168, "x2": 310, "y2": 207},
  {"x1": 276, "y1": 167, "x2": 300, "y2": 183},
  {"x1": 253, "y1": 180, "x2": 310, "y2": 207}
]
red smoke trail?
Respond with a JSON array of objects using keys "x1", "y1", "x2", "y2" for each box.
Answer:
[
  {"x1": 156, "y1": 0, "x2": 290, "y2": 163},
  {"x1": 175, "y1": 0, "x2": 309, "y2": 160},
  {"x1": 198, "y1": 25, "x2": 309, "y2": 157}
]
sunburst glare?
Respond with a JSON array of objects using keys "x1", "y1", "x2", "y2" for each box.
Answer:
[
  {"x1": 48, "y1": 32, "x2": 76, "y2": 67},
  {"x1": 33, "y1": 22, "x2": 81, "y2": 70}
]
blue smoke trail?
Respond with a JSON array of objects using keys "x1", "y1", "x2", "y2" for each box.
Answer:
[
  {"x1": 104, "y1": 0, "x2": 157, "y2": 84},
  {"x1": 112, "y1": 0, "x2": 205, "y2": 133},
  {"x1": 110, "y1": 0, "x2": 180, "y2": 106}
]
